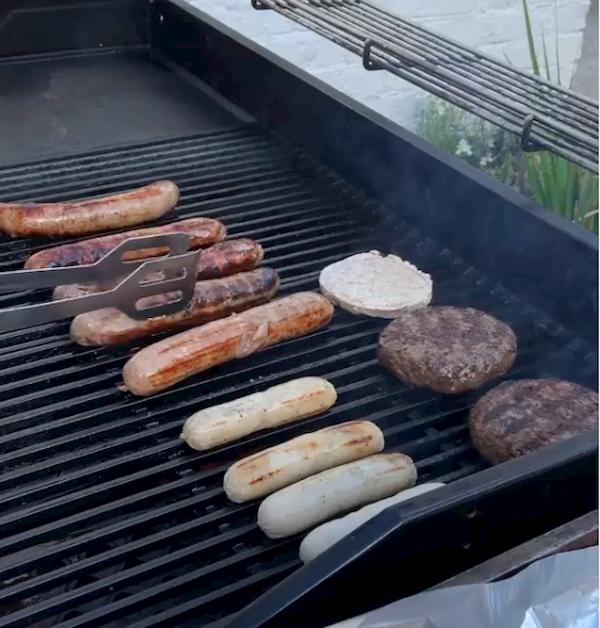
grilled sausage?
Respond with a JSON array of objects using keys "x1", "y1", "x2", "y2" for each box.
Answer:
[
  {"x1": 299, "y1": 482, "x2": 445, "y2": 563},
  {"x1": 25, "y1": 217, "x2": 226, "y2": 269},
  {"x1": 182, "y1": 377, "x2": 337, "y2": 452},
  {"x1": 70, "y1": 268, "x2": 279, "y2": 346},
  {"x1": 224, "y1": 421, "x2": 384, "y2": 503},
  {"x1": 122, "y1": 292, "x2": 335, "y2": 396},
  {"x1": 52, "y1": 239, "x2": 262, "y2": 300},
  {"x1": 257, "y1": 453, "x2": 417, "y2": 539},
  {"x1": 0, "y1": 180, "x2": 179, "y2": 237}
]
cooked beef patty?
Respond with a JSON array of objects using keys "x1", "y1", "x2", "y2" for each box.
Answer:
[
  {"x1": 470, "y1": 378, "x2": 598, "y2": 464},
  {"x1": 377, "y1": 306, "x2": 517, "y2": 394}
]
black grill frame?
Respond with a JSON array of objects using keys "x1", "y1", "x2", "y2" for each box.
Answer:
[
  {"x1": 157, "y1": 0, "x2": 597, "y2": 345},
  {"x1": 0, "y1": 2, "x2": 597, "y2": 627}
]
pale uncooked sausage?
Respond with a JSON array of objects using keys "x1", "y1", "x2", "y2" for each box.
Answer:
[
  {"x1": 257, "y1": 453, "x2": 417, "y2": 539},
  {"x1": 181, "y1": 377, "x2": 337, "y2": 451}
]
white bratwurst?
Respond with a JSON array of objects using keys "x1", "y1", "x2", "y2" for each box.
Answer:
[
  {"x1": 257, "y1": 453, "x2": 417, "y2": 539},
  {"x1": 181, "y1": 377, "x2": 337, "y2": 451},
  {"x1": 224, "y1": 420, "x2": 384, "y2": 503},
  {"x1": 299, "y1": 482, "x2": 445, "y2": 563}
]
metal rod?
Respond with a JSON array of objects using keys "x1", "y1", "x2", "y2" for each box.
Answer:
[
  {"x1": 363, "y1": 39, "x2": 596, "y2": 153},
  {"x1": 329, "y1": 1, "x2": 598, "y2": 131},
  {"x1": 306, "y1": 0, "x2": 597, "y2": 113},
  {"x1": 256, "y1": 0, "x2": 598, "y2": 171},
  {"x1": 287, "y1": 0, "x2": 595, "y2": 145},
  {"x1": 272, "y1": 1, "x2": 595, "y2": 162},
  {"x1": 357, "y1": 0, "x2": 598, "y2": 109}
]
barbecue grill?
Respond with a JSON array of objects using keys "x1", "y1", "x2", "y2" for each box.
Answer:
[{"x1": 0, "y1": 1, "x2": 597, "y2": 627}]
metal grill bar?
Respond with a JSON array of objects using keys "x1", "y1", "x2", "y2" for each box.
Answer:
[
  {"x1": 0, "y1": 128, "x2": 594, "y2": 626},
  {"x1": 254, "y1": 0, "x2": 599, "y2": 172}
]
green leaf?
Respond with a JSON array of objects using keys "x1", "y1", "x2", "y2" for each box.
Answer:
[
  {"x1": 541, "y1": 30, "x2": 552, "y2": 81},
  {"x1": 522, "y1": 0, "x2": 540, "y2": 75},
  {"x1": 578, "y1": 172, "x2": 599, "y2": 218},
  {"x1": 554, "y1": 0, "x2": 562, "y2": 85},
  {"x1": 554, "y1": 155, "x2": 568, "y2": 216},
  {"x1": 526, "y1": 155, "x2": 549, "y2": 207}
]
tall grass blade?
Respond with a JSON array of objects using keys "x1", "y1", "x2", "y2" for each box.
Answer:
[
  {"x1": 541, "y1": 30, "x2": 552, "y2": 81},
  {"x1": 554, "y1": 0, "x2": 562, "y2": 85},
  {"x1": 522, "y1": 0, "x2": 540, "y2": 75}
]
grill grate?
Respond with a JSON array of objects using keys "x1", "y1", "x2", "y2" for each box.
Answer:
[
  {"x1": 0, "y1": 126, "x2": 595, "y2": 627},
  {"x1": 252, "y1": 0, "x2": 599, "y2": 172}
]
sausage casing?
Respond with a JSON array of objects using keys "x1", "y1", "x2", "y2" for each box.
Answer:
[
  {"x1": 25, "y1": 217, "x2": 226, "y2": 269},
  {"x1": 299, "y1": 482, "x2": 445, "y2": 562},
  {"x1": 122, "y1": 292, "x2": 334, "y2": 396},
  {"x1": 53, "y1": 238, "x2": 262, "y2": 300},
  {"x1": 257, "y1": 453, "x2": 417, "y2": 539},
  {"x1": 224, "y1": 421, "x2": 384, "y2": 503},
  {"x1": 182, "y1": 377, "x2": 337, "y2": 451},
  {"x1": 70, "y1": 267, "x2": 279, "y2": 346},
  {"x1": 0, "y1": 180, "x2": 179, "y2": 237}
]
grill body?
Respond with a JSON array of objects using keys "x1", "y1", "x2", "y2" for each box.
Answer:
[{"x1": 0, "y1": 1, "x2": 597, "y2": 627}]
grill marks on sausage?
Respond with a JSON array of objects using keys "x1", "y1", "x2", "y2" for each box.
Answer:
[
  {"x1": 123, "y1": 292, "x2": 334, "y2": 396},
  {"x1": 148, "y1": 329, "x2": 258, "y2": 389},
  {"x1": 224, "y1": 421, "x2": 384, "y2": 503},
  {"x1": 0, "y1": 180, "x2": 180, "y2": 237},
  {"x1": 195, "y1": 239, "x2": 263, "y2": 280},
  {"x1": 52, "y1": 239, "x2": 263, "y2": 301},
  {"x1": 345, "y1": 436, "x2": 374, "y2": 448},
  {"x1": 70, "y1": 268, "x2": 279, "y2": 346},
  {"x1": 26, "y1": 217, "x2": 227, "y2": 269},
  {"x1": 248, "y1": 469, "x2": 281, "y2": 486}
]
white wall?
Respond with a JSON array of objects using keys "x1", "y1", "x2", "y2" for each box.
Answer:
[
  {"x1": 185, "y1": 0, "x2": 592, "y2": 129},
  {"x1": 388, "y1": 0, "x2": 590, "y2": 85}
]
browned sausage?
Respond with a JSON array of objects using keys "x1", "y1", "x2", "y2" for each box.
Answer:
[
  {"x1": 70, "y1": 268, "x2": 280, "y2": 347},
  {"x1": 25, "y1": 217, "x2": 225, "y2": 269},
  {"x1": 122, "y1": 292, "x2": 335, "y2": 396},
  {"x1": 0, "y1": 180, "x2": 179, "y2": 238},
  {"x1": 52, "y1": 239, "x2": 263, "y2": 300}
]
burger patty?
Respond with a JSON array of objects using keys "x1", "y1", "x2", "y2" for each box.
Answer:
[
  {"x1": 470, "y1": 378, "x2": 598, "y2": 464},
  {"x1": 377, "y1": 306, "x2": 517, "y2": 394}
]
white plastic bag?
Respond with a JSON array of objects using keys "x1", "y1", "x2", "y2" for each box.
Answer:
[{"x1": 331, "y1": 547, "x2": 598, "y2": 628}]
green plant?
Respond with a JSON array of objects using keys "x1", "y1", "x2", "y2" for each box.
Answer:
[
  {"x1": 521, "y1": 0, "x2": 598, "y2": 232},
  {"x1": 524, "y1": 152, "x2": 598, "y2": 231},
  {"x1": 418, "y1": 1, "x2": 598, "y2": 234},
  {"x1": 417, "y1": 98, "x2": 520, "y2": 187}
]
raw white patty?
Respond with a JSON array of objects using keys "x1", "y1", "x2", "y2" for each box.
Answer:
[{"x1": 319, "y1": 251, "x2": 432, "y2": 318}]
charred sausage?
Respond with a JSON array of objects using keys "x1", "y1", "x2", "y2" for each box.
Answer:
[
  {"x1": 70, "y1": 267, "x2": 279, "y2": 346},
  {"x1": 25, "y1": 217, "x2": 225, "y2": 269},
  {"x1": 0, "y1": 180, "x2": 179, "y2": 237},
  {"x1": 52, "y1": 239, "x2": 262, "y2": 300},
  {"x1": 122, "y1": 292, "x2": 335, "y2": 396}
]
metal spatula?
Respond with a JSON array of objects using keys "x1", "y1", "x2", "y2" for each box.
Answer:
[{"x1": 0, "y1": 233, "x2": 200, "y2": 333}]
